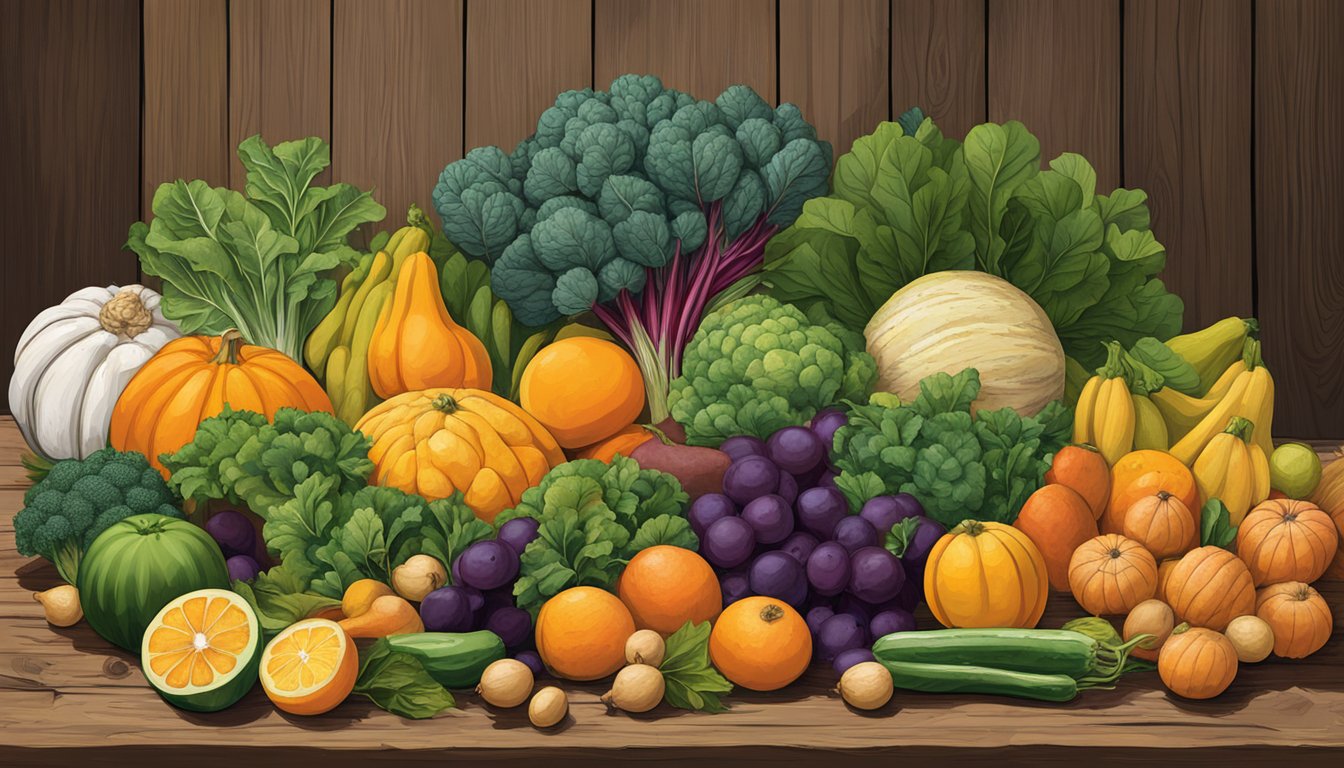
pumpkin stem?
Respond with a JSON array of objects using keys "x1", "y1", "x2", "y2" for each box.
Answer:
[
  {"x1": 431, "y1": 393, "x2": 461, "y2": 414},
  {"x1": 1108, "y1": 547, "x2": 1123, "y2": 559},
  {"x1": 1223, "y1": 416, "x2": 1255, "y2": 443},
  {"x1": 953, "y1": 519, "x2": 985, "y2": 537},
  {"x1": 98, "y1": 287, "x2": 153, "y2": 338},
  {"x1": 210, "y1": 329, "x2": 246, "y2": 365},
  {"x1": 1170, "y1": 622, "x2": 1191, "y2": 636},
  {"x1": 759, "y1": 603, "x2": 785, "y2": 623},
  {"x1": 1294, "y1": 583, "x2": 1313, "y2": 601},
  {"x1": 1155, "y1": 490, "x2": 1173, "y2": 502}
]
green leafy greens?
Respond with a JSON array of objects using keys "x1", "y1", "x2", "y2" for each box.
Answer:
[
  {"x1": 1200, "y1": 499, "x2": 1238, "y2": 550},
  {"x1": 764, "y1": 114, "x2": 1184, "y2": 369},
  {"x1": 660, "y1": 621, "x2": 732, "y2": 713},
  {"x1": 354, "y1": 638, "x2": 456, "y2": 719},
  {"x1": 832, "y1": 369, "x2": 1072, "y2": 526},
  {"x1": 128, "y1": 135, "x2": 386, "y2": 360}
]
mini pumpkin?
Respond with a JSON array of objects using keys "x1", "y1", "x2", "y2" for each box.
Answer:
[
  {"x1": 1255, "y1": 581, "x2": 1333, "y2": 658},
  {"x1": 1068, "y1": 534, "x2": 1158, "y2": 615},
  {"x1": 1237, "y1": 499, "x2": 1338, "y2": 585},
  {"x1": 110, "y1": 330, "x2": 332, "y2": 476},
  {"x1": 1158, "y1": 624, "x2": 1238, "y2": 699},
  {"x1": 1123, "y1": 491, "x2": 1197, "y2": 560},
  {"x1": 1103, "y1": 450, "x2": 1201, "y2": 536},
  {"x1": 924, "y1": 520, "x2": 1049, "y2": 629},
  {"x1": 355, "y1": 388, "x2": 564, "y2": 522},
  {"x1": 1163, "y1": 546, "x2": 1256, "y2": 631}
]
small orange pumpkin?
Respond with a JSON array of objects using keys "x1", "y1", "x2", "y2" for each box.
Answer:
[
  {"x1": 1102, "y1": 450, "x2": 1201, "y2": 536},
  {"x1": 1155, "y1": 558, "x2": 1179, "y2": 603},
  {"x1": 110, "y1": 330, "x2": 333, "y2": 476},
  {"x1": 1158, "y1": 624, "x2": 1238, "y2": 699},
  {"x1": 924, "y1": 520, "x2": 1049, "y2": 629},
  {"x1": 1123, "y1": 491, "x2": 1197, "y2": 560},
  {"x1": 1237, "y1": 499, "x2": 1338, "y2": 586},
  {"x1": 1255, "y1": 581, "x2": 1333, "y2": 658},
  {"x1": 1068, "y1": 534, "x2": 1158, "y2": 615},
  {"x1": 1163, "y1": 546, "x2": 1256, "y2": 631},
  {"x1": 367, "y1": 252, "x2": 492, "y2": 398}
]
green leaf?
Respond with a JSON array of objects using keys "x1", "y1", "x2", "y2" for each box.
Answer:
[
  {"x1": 232, "y1": 566, "x2": 339, "y2": 640},
  {"x1": 660, "y1": 622, "x2": 732, "y2": 713},
  {"x1": 964, "y1": 121, "x2": 1040, "y2": 274},
  {"x1": 630, "y1": 515, "x2": 699, "y2": 553},
  {"x1": 883, "y1": 517, "x2": 921, "y2": 558},
  {"x1": 1129, "y1": 337, "x2": 1202, "y2": 396},
  {"x1": 910, "y1": 369, "x2": 981, "y2": 417},
  {"x1": 1200, "y1": 499, "x2": 1238, "y2": 550},
  {"x1": 354, "y1": 638, "x2": 456, "y2": 719}
]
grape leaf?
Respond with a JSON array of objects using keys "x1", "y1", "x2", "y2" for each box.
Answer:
[{"x1": 660, "y1": 621, "x2": 732, "y2": 713}]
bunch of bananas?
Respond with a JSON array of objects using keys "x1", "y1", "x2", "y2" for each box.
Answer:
[
  {"x1": 305, "y1": 213, "x2": 431, "y2": 424},
  {"x1": 1189, "y1": 416, "x2": 1269, "y2": 525},
  {"x1": 1073, "y1": 341, "x2": 1165, "y2": 464}
]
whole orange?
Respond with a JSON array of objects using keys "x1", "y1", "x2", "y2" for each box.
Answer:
[
  {"x1": 535, "y1": 586, "x2": 636, "y2": 681},
  {"x1": 520, "y1": 337, "x2": 646, "y2": 449},
  {"x1": 708, "y1": 596, "x2": 811, "y2": 691},
  {"x1": 618, "y1": 545, "x2": 722, "y2": 634}
]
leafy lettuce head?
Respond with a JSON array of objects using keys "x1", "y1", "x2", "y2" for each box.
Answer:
[{"x1": 668, "y1": 295, "x2": 877, "y2": 446}]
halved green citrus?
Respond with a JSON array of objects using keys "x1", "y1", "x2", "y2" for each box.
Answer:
[{"x1": 140, "y1": 588, "x2": 261, "y2": 712}]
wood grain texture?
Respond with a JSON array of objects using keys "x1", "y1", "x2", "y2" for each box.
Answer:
[
  {"x1": 988, "y1": 0, "x2": 1121, "y2": 189},
  {"x1": 778, "y1": 0, "x2": 890, "y2": 156},
  {"x1": 890, "y1": 0, "x2": 987, "y2": 139},
  {"x1": 230, "y1": 0, "x2": 333, "y2": 187},
  {"x1": 1255, "y1": 0, "x2": 1344, "y2": 438},
  {"x1": 465, "y1": 0, "x2": 592, "y2": 153},
  {"x1": 0, "y1": 0, "x2": 142, "y2": 415},
  {"x1": 593, "y1": 0, "x2": 776, "y2": 101},
  {"x1": 332, "y1": 0, "x2": 464, "y2": 232},
  {"x1": 1124, "y1": 0, "x2": 1253, "y2": 333}
]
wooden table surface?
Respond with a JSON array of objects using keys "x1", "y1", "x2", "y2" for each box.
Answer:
[{"x1": 2, "y1": 415, "x2": 1342, "y2": 767}]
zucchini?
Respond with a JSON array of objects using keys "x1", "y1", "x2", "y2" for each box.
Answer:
[{"x1": 383, "y1": 631, "x2": 506, "y2": 689}]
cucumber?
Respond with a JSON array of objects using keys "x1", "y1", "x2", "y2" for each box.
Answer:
[{"x1": 383, "y1": 631, "x2": 506, "y2": 689}]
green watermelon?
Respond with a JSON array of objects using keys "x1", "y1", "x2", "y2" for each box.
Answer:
[
  {"x1": 78, "y1": 514, "x2": 230, "y2": 651},
  {"x1": 141, "y1": 589, "x2": 261, "y2": 712}
]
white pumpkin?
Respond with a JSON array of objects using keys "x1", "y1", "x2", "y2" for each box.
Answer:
[
  {"x1": 864, "y1": 271, "x2": 1064, "y2": 416},
  {"x1": 10, "y1": 285, "x2": 181, "y2": 460}
]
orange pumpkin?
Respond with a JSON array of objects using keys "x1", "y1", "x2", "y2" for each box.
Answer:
[
  {"x1": 1012, "y1": 484, "x2": 1099, "y2": 591},
  {"x1": 1158, "y1": 624, "x2": 1238, "y2": 699},
  {"x1": 1256, "y1": 581, "x2": 1333, "y2": 658},
  {"x1": 367, "y1": 252, "x2": 492, "y2": 398},
  {"x1": 1068, "y1": 534, "x2": 1158, "y2": 615},
  {"x1": 1123, "y1": 491, "x2": 1197, "y2": 560},
  {"x1": 1163, "y1": 546, "x2": 1256, "y2": 631},
  {"x1": 1102, "y1": 450, "x2": 1201, "y2": 537},
  {"x1": 354, "y1": 388, "x2": 564, "y2": 522},
  {"x1": 520, "y1": 337, "x2": 646, "y2": 449},
  {"x1": 110, "y1": 330, "x2": 332, "y2": 476},
  {"x1": 1044, "y1": 444, "x2": 1111, "y2": 519},
  {"x1": 1155, "y1": 558, "x2": 1179, "y2": 603},
  {"x1": 708, "y1": 597, "x2": 811, "y2": 691},
  {"x1": 1236, "y1": 499, "x2": 1338, "y2": 586},
  {"x1": 1309, "y1": 454, "x2": 1344, "y2": 580},
  {"x1": 924, "y1": 520, "x2": 1049, "y2": 629},
  {"x1": 572, "y1": 424, "x2": 655, "y2": 462}
]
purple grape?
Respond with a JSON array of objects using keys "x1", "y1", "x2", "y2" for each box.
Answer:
[
  {"x1": 451, "y1": 554, "x2": 464, "y2": 586},
  {"x1": 779, "y1": 531, "x2": 819, "y2": 564},
  {"x1": 816, "y1": 613, "x2": 868, "y2": 661},
  {"x1": 688, "y1": 493, "x2": 737, "y2": 537},
  {"x1": 818, "y1": 470, "x2": 838, "y2": 489},
  {"x1": 722, "y1": 456, "x2": 780, "y2": 504},
  {"x1": 833, "y1": 648, "x2": 875, "y2": 677},
  {"x1": 903, "y1": 517, "x2": 947, "y2": 564},
  {"x1": 848, "y1": 546, "x2": 906, "y2": 604},
  {"x1": 720, "y1": 435, "x2": 768, "y2": 462},
  {"x1": 806, "y1": 541, "x2": 851, "y2": 596},
  {"x1": 859, "y1": 494, "x2": 924, "y2": 535},
  {"x1": 703, "y1": 516, "x2": 757, "y2": 568},
  {"x1": 481, "y1": 588, "x2": 516, "y2": 616},
  {"x1": 463, "y1": 586, "x2": 486, "y2": 615},
  {"x1": 226, "y1": 554, "x2": 260, "y2": 582},
  {"x1": 766, "y1": 426, "x2": 825, "y2": 475},
  {"x1": 810, "y1": 409, "x2": 848, "y2": 450},
  {"x1": 486, "y1": 606, "x2": 533, "y2": 650},
  {"x1": 719, "y1": 569, "x2": 752, "y2": 607},
  {"x1": 776, "y1": 471, "x2": 798, "y2": 506},
  {"x1": 806, "y1": 605, "x2": 835, "y2": 636},
  {"x1": 420, "y1": 586, "x2": 477, "y2": 632},
  {"x1": 793, "y1": 463, "x2": 826, "y2": 489},
  {"x1": 514, "y1": 650, "x2": 545, "y2": 677},
  {"x1": 497, "y1": 517, "x2": 541, "y2": 556},
  {"x1": 894, "y1": 577, "x2": 921, "y2": 611},
  {"x1": 870, "y1": 609, "x2": 917, "y2": 640},
  {"x1": 747, "y1": 551, "x2": 808, "y2": 607},
  {"x1": 457, "y1": 540, "x2": 520, "y2": 590},
  {"x1": 741, "y1": 494, "x2": 794, "y2": 545},
  {"x1": 795, "y1": 486, "x2": 848, "y2": 539},
  {"x1": 833, "y1": 516, "x2": 878, "y2": 553},
  {"x1": 834, "y1": 594, "x2": 873, "y2": 624},
  {"x1": 206, "y1": 510, "x2": 256, "y2": 559}
]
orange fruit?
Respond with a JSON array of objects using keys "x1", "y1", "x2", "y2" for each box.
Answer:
[
  {"x1": 535, "y1": 586, "x2": 636, "y2": 680},
  {"x1": 618, "y1": 545, "x2": 722, "y2": 634},
  {"x1": 520, "y1": 337, "x2": 645, "y2": 449},
  {"x1": 259, "y1": 618, "x2": 358, "y2": 715},
  {"x1": 709, "y1": 596, "x2": 811, "y2": 691}
]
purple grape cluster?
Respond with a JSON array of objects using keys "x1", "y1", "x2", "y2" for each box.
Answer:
[{"x1": 691, "y1": 412, "x2": 947, "y2": 677}]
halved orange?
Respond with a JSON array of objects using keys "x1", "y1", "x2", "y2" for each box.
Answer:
[
  {"x1": 141, "y1": 588, "x2": 261, "y2": 712},
  {"x1": 259, "y1": 617, "x2": 358, "y2": 715}
]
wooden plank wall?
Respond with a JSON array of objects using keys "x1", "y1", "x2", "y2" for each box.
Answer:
[{"x1": 1, "y1": 0, "x2": 1341, "y2": 439}]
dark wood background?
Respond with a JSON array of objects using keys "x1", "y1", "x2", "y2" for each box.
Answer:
[{"x1": 1, "y1": 0, "x2": 1340, "y2": 438}]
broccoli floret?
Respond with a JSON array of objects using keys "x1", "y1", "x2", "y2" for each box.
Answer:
[
  {"x1": 667, "y1": 295, "x2": 877, "y2": 446},
  {"x1": 13, "y1": 447, "x2": 183, "y2": 584}
]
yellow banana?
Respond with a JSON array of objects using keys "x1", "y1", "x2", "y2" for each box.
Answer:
[
  {"x1": 340, "y1": 250, "x2": 394, "y2": 345},
  {"x1": 1073, "y1": 375, "x2": 1103, "y2": 445},
  {"x1": 1239, "y1": 365, "x2": 1275, "y2": 457},
  {"x1": 325, "y1": 344, "x2": 350, "y2": 416},
  {"x1": 1092, "y1": 378, "x2": 1136, "y2": 465},
  {"x1": 1169, "y1": 368, "x2": 1255, "y2": 465},
  {"x1": 1205, "y1": 359, "x2": 1248, "y2": 401},
  {"x1": 1249, "y1": 442, "x2": 1271, "y2": 508},
  {"x1": 1132, "y1": 393, "x2": 1169, "y2": 451},
  {"x1": 1149, "y1": 387, "x2": 1223, "y2": 443},
  {"x1": 1193, "y1": 417, "x2": 1257, "y2": 525},
  {"x1": 1164, "y1": 317, "x2": 1256, "y2": 395}
]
